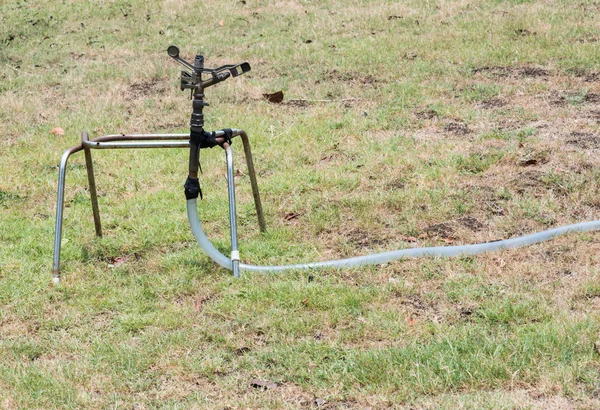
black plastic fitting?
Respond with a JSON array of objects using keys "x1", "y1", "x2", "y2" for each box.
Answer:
[{"x1": 184, "y1": 176, "x2": 202, "y2": 200}]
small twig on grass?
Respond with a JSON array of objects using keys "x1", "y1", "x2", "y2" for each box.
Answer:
[{"x1": 287, "y1": 98, "x2": 358, "y2": 104}]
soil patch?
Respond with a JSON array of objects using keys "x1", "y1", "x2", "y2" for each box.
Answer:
[
  {"x1": 512, "y1": 170, "x2": 545, "y2": 194},
  {"x1": 473, "y1": 65, "x2": 549, "y2": 78},
  {"x1": 584, "y1": 93, "x2": 600, "y2": 103},
  {"x1": 346, "y1": 228, "x2": 387, "y2": 248},
  {"x1": 319, "y1": 69, "x2": 380, "y2": 85},
  {"x1": 424, "y1": 222, "x2": 455, "y2": 238},
  {"x1": 549, "y1": 92, "x2": 568, "y2": 107},
  {"x1": 567, "y1": 68, "x2": 600, "y2": 82},
  {"x1": 566, "y1": 131, "x2": 600, "y2": 150},
  {"x1": 457, "y1": 216, "x2": 484, "y2": 231},
  {"x1": 550, "y1": 92, "x2": 600, "y2": 106},
  {"x1": 588, "y1": 110, "x2": 600, "y2": 122},
  {"x1": 414, "y1": 109, "x2": 439, "y2": 120},
  {"x1": 403, "y1": 294, "x2": 429, "y2": 316},
  {"x1": 128, "y1": 78, "x2": 167, "y2": 98},
  {"x1": 515, "y1": 150, "x2": 549, "y2": 167},
  {"x1": 480, "y1": 98, "x2": 506, "y2": 109},
  {"x1": 464, "y1": 185, "x2": 507, "y2": 215},
  {"x1": 385, "y1": 178, "x2": 407, "y2": 190},
  {"x1": 443, "y1": 121, "x2": 471, "y2": 136}
]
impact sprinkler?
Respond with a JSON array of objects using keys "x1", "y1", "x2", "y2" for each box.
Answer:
[
  {"x1": 53, "y1": 46, "x2": 600, "y2": 284},
  {"x1": 52, "y1": 45, "x2": 265, "y2": 284}
]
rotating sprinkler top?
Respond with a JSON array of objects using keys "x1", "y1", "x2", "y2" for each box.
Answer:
[{"x1": 166, "y1": 45, "x2": 251, "y2": 201}]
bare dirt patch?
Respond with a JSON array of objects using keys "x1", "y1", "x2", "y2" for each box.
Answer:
[
  {"x1": 385, "y1": 177, "x2": 407, "y2": 190},
  {"x1": 566, "y1": 67, "x2": 600, "y2": 82},
  {"x1": 424, "y1": 222, "x2": 455, "y2": 238},
  {"x1": 480, "y1": 98, "x2": 506, "y2": 109},
  {"x1": 473, "y1": 66, "x2": 549, "y2": 78},
  {"x1": 414, "y1": 109, "x2": 439, "y2": 120},
  {"x1": 588, "y1": 109, "x2": 600, "y2": 122},
  {"x1": 402, "y1": 294, "x2": 431, "y2": 317},
  {"x1": 443, "y1": 121, "x2": 471, "y2": 136},
  {"x1": 321, "y1": 69, "x2": 380, "y2": 85},
  {"x1": 345, "y1": 228, "x2": 388, "y2": 249},
  {"x1": 515, "y1": 150, "x2": 550, "y2": 167},
  {"x1": 584, "y1": 93, "x2": 600, "y2": 103},
  {"x1": 127, "y1": 78, "x2": 168, "y2": 99},
  {"x1": 549, "y1": 92, "x2": 569, "y2": 107},
  {"x1": 460, "y1": 185, "x2": 508, "y2": 216},
  {"x1": 457, "y1": 216, "x2": 484, "y2": 231},
  {"x1": 549, "y1": 91, "x2": 600, "y2": 107},
  {"x1": 511, "y1": 169, "x2": 545, "y2": 194},
  {"x1": 566, "y1": 131, "x2": 600, "y2": 150}
]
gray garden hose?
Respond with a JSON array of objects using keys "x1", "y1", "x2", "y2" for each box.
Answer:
[{"x1": 187, "y1": 199, "x2": 600, "y2": 273}]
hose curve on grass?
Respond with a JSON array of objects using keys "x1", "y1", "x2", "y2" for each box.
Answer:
[{"x1": 187, "y1": 198, "x2": 600, "y2": 273}]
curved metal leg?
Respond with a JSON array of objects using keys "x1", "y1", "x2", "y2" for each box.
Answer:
[
  {"x1": 52, "y1": 144, "x2": 84, "y2": 284},
  {"x1": 223, "y1": 143, "x2": 241, "y2": 278}
]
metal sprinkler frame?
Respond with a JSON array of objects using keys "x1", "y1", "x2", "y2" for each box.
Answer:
[{"x1": 52, "y1": 45, "x2": 265, "y2": 284}]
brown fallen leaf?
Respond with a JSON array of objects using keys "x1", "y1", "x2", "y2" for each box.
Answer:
[
  {"x1": 50, "y1": 127, "x2": 64, "y2": 136},
  {"x1": 219, "y1": 20, "x2": 224, "y2": 26},
  {"x1": 263, "y1": 90, "x2": 284, "y2": 103}
]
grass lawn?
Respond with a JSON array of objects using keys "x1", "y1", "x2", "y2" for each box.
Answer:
[{"x1": 1, "y1": 0, "x2": 600, "y2": 408}]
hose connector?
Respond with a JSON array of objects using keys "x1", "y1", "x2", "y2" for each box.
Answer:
[{"x1": 184, "y1": 176, "x2": 202, "y2": 200}]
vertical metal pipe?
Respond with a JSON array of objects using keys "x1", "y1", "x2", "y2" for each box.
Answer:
[
  {"x1": 52, "y1": 145, "x2": 84, "y2": 284},
  {"x1": 82, "y1": 132, "x2": 102, "y2": 237},
  {"x1": 188, "y1": 142, "x2": 200, "y2": 179},
  {"x1": 238, "y1": 130, "x2": 266, "y2": 233},
  {"x1": 223, "y1": 143, "x2": 241, "y2": 278}
]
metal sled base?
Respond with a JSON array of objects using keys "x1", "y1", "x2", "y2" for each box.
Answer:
[{"x1": 52, "y1": 130, "x2": 265, "y2": 284}]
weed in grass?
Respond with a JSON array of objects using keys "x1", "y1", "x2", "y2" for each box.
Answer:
[
  {"x1": 455, "y1": 153, "x2": 503, "y2": 175},
  {"x1": 579, "y1": 280, "x2": 600, "y2": 299}
]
